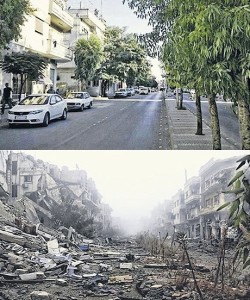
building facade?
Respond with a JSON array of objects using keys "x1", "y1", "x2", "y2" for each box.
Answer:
[
  {"x1": 57, "y1": 8, "x2": 106, "y2": 95},
  {"x1": 1, "y1": 0, "x2": 74, "y2": 95}
]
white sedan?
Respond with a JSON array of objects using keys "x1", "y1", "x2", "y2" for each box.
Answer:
[
  {"x1": 65, "y1": 92, "x2": 93, "y2": 111},
  {"x1": 7, "y1": 94, "x2": 67, "y2": 127}
]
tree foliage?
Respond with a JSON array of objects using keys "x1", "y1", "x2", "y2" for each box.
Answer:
[
  {"x1": 124, "y1": 0, "x2": 250, "y2": 149},
  {"x1": 217, "y1": 155, "x2": 250, "y2": 270},
  {"x1": 0, "y1": 0, "x2": 32, "y2": 49},
  {"x1": 0, "y1": 51, "x2": 48, "y2": 100},
  {"x1": 98, "y1": 26, "x2": 151, "y2": 94},
  {"x1": 74, "y1": 34, "x2": 102, "y2": 89}
]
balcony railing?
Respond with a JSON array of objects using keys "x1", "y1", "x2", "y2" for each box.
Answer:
[
  {"x1": 49, "y1": 0, "x2": 74, "y2": 32},
  {"x1": 47, "y1": 39, "x2": 72, "y2": 62},
  {"x1": 185, "y1": 193, "x2": 200, "y2": 204}
]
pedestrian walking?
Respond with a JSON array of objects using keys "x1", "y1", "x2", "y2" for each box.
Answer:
[
  {"x1": 47, "y1": 85, "x2": 55, "y2": 94},
  {"x1": 1, "y1": 83, "x2": 13, "y2": 114}
]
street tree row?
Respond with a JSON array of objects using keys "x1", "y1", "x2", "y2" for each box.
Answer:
[
  {"x1": 124, "y1": 0, "x2": 250, "y2": 150},
  {"x1": 74, "y1": 26, "x2": 156, "y2": 96}
]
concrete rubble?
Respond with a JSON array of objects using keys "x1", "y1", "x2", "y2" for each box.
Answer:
[{"x1": 0, "y1": 202, "x2": 250, "y2": 300}]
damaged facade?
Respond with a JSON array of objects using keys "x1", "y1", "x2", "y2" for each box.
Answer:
[
  {"x1": 149, "y1": 156, "x2": 239, "y2": 241},
  {"x1": 2, "y1": 151, "x2": 112, "y2": 236}
]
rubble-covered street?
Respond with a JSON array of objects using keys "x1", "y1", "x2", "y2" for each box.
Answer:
[{"x1": 1, "y1": 201, "x2": 250, "y2": 300}]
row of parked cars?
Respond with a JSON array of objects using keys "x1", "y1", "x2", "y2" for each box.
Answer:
[
  {"x1": 7, "y1": 92, "x2": 93, "y2": 128},
  {"x1": 114, "y1": 86, "x2": 156, "y2": 98}
]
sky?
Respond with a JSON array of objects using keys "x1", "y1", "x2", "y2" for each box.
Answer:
[
  {"x1": 23, "y1": 150, "x2": 247, "y2": 222},
  {"x1": 67, "y1": 0, "x2": 162, "y2": 79}
]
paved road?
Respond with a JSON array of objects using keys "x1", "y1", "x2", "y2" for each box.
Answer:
[
  {"x1": 0, "y1": 92, "x2": 166, "y2": 150},
  {"x1": 182, "y1": 94, "x2": 241, "y2": 148}
]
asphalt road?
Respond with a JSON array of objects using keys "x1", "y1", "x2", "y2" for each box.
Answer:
[
  {"x1": 0, "y1": 92, "x2": 165, "y2": 150},
  {"x1": 182, "y1": 94, "x2": 241, "y2": 148}
]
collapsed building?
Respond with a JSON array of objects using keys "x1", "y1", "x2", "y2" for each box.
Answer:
[{"x1": 0, "y1": 151, "x2": 112, "y2": 236}]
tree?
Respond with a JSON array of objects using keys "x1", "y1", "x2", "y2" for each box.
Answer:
[
  {"x1": 0, "y1": 0, "x2": 32, "y2": 50},
  {"x1": 74, "y1": 35, "x2": 102, "y2": 90},
  {"x1": 217, "y1": 155, "x2": 250, "y2": 271},
  {"x1": 0, "y1": 51, "x2": 48, "y2": 101},
  {"x1": 98, "y1": 27, "x2": 151, "y2": 96},
  {"x1": 124, "y1": 0, "x2": 250, "y2": 149}
]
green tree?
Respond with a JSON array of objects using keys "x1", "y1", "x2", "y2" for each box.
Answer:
[
  {"x1": 124, "y1": 0, "x2": 250, "y2": 149},
  {"x1": 1, "y1": 51, "x2": 48, "y2": 101},
  {"x1": 217, "y1": 155, "x2": 250, "y2": 271},
  {"x1": 98, "y1": 27, "x2": 151, "y2": 96},
  {"x1": 0, "y1": 0, "x2": 32, "y2": 49},
  {"x1": 74, "y1": 34, "x2": 102, "y2": 90}
]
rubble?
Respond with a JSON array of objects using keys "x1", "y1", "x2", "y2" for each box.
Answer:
[{"x1": 0, "y1": 201, "x2": 250, "y2": 300}]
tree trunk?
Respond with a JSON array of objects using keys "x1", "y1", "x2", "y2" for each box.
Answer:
[
  {"x1": 195, "y1": 93, "x2": 203, "y2": 135},
  {"x1": 178, "y1": 89, "x2": 184, "y2": 110},
  {"x1": 19, "y1": 74, "x2": 26, "y2": 102},
  {"x1": 176, "y1": 88, "x2": 180, "y2": 108},
  {"x1": 237, "y1": 98, "x2": 250, "y2": 149},
  {"x1": 208, "y1": 93, "x2": 221, "y2": 150}
]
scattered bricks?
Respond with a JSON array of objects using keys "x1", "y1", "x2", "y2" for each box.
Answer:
[{"x1": 30, "y1": 291, "x2": 52, "y2": 300}]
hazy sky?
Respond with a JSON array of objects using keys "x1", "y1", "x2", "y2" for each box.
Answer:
[{"x1": 23, "y1": 150, "x2": 246, "y2": 221}]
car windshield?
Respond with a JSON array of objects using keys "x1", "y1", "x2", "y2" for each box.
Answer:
[
  {"x1": 67, "y1": 93, "x2": 84, "y2": 99},
  {"x1": 117, "y1": 89, "x2": 126, "y2": 92},
  {"x1": 19, "y1": 95, "x2": 49, "y2": 105}
]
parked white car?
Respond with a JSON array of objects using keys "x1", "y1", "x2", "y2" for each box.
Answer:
[
  {"x1": 65, "y1": 92, "x2": 93, "y2": 111},
  {"x1": 115, "y1": 88, "x2": 128, "y2": 98},
  {"x1": 139, "y1": 87, "x2": 149, "y2": 95},
  {"x1": 7, "y1": 94, "x2": 67, "y2": 127}
]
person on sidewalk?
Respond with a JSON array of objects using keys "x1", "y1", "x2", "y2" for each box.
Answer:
[
  {"x1": 47, "y1": 85, "x2": 55, "y2": 94},
  {"x1": 1, "y1": 83, "x2": 13, "y2": 114}
]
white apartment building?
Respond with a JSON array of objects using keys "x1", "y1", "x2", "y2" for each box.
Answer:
[
  {"x1": 1, "y1": 0, "x2": 74, "y2": 95},
  {"x1": 57, "y1": 8, "x2": 106, "y2": 95}
]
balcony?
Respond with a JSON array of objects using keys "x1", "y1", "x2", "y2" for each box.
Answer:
[
  {"x1": 200, "y1": 203, "x2": 222, "y2": 216},
  {"x1": 185, "y1": 193, "x2": 200, "y2": 204},
  {"x1": 49, "y1": 0, "x2": 74, "y2": 32},
  {"x1": 70, "y1": 9, "x2": 106, "y2": 33},
  {"x1": 46, "y1": 29, "x2": 73, "y2": 62}
]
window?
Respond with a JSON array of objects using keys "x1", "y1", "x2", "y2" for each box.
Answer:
[
  {"x1": 24, "y1": 175, "x2": 33, "y2": 182},
  {"x1": 12, "y1": 161, "x2": 17, "y2": 175},
  {"x1": 50, "y1": 96, "x2": 56, "y2": 105},
  {"x1": 12, "y1": 184, "x2": 17, "y2": 197},
  {"x1": 35, "y1": 17, "x2": 44, "y2": 35}
]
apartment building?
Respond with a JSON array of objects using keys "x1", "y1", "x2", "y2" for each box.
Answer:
[
  {"x1": 1, "y1": 0, "x2": 74, "y2": 94},
  {"x1": 172, "y1": 189, "x2": 186, "y2": 232},
  {"x1": 199, "y1": 157, "x2": 238, "y2": 240},
  {"x1": 57, "y1": 8, "x2": 106, "y2": 95},
  {"x1": 150, "y1": 156, "x2": 240, "y2": 241},
  {"x1": 183, "y1": 176, "x2": 201, "y2": 239}
]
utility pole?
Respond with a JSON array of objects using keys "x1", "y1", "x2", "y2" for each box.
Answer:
[{"x1": 100, "y1": 0, "x2": 103, "y2": 16}]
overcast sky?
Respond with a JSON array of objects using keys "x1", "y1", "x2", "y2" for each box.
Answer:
[{"x1": 23, "y1": 150, "x2": 246, "y2": 222}]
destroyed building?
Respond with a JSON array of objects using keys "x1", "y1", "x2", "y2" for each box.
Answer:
[
  {"x1": 150, "y1": 156, "x2": 240, "y2": 240},
  {"x1": 1, "y1": 151, "x2": 112, "y2": 236}
]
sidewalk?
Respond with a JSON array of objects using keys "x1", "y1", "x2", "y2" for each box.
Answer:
[{"x1": 165, "y1": 98, "x2": 240, "y2": 150}]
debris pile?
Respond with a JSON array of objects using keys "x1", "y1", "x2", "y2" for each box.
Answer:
[{"x1": 0, "y1": 202, "x2": 249, "y2": 300}]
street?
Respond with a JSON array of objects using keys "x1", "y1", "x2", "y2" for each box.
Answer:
[
  {"x1": 0, "y1": 92, "x2": 166, "y2": 150},
  {"x1": 182, "y1": 94, "x2": 241, "y2": 148}
]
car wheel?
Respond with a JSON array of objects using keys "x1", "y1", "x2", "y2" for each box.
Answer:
[
  {"x1": 88, "y1": 102, "x2": 92, "y2": 109},
  {"x1": 61, "y1": 109, "x2": 67, "y2": 120},
  {"x1": 42, "y1": 113, "x2": 49, "y2": 127},
  {"x1": 80, "y1": 105, "x2": 84, "y2": 111}
]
